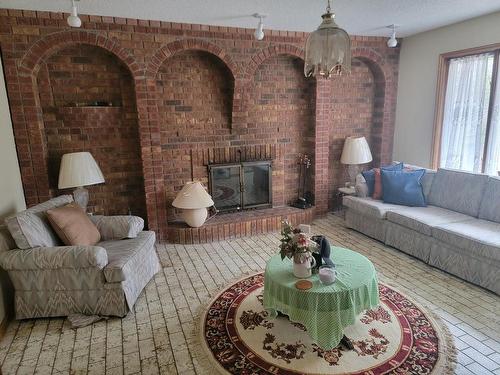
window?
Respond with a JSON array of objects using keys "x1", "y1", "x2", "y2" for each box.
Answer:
[{"x1": 433, "y1": 45, "x2": 500, "y2": 175}]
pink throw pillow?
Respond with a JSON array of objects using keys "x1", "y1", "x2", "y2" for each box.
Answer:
[
  {"x1": 372, "y1": 168, "x2": 383, "y2": 200},
  {"x1": 46, "y1": 203, "x2": 101, "y2": 246}
]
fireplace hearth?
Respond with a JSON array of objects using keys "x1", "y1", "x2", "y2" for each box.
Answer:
[{"x1": 209, "y1": 161, "x2": 272, "y2": 212}]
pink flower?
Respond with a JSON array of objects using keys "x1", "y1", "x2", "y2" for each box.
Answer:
[{"x1": 297, "y1": 234, "x2": 307, "y2": 246}]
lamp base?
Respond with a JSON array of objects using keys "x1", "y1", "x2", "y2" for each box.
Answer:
[
  {"x1": 347, "y1": 165, "x2": 361, "y2": 187},
  {"x1": 73, "y1": 187, "x2": 89, "y2": 210},
  {"x1": 181, "y1": 208, "x2": 208, "y2": 228}
]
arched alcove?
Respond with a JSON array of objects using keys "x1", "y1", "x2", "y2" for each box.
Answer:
[
  {"x1": 155, "y1": 49, "x2": 235, "y2": 216},
  {"x1": 248, "y1": 54, "x2": 316, "y2": 206},
  {"x1": 328, "y1": 56, "x2": 386, "y2": 207},
  {"x1": 36, "y1": 44, "x2": 146, "y2": 217}
]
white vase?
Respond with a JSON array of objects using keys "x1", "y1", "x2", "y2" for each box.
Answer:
[{"x1": 293, "y1": 256, "x2": 316, "y2": 278}]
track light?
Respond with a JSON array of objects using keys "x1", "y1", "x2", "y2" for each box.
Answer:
[
  {"x1": 67, "y1": 0, "x2": 82, "y2": 28},
  {"x1": 253, "y1": 13, "x2": 267, "y2": 41},
  {"x1": 387, "y1": 24, "x2": 398, "y2": 48}
]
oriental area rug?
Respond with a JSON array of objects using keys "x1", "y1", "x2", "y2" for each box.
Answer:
[{"x1": 199, "y1": 273, "x2": 456, "y2": 374}]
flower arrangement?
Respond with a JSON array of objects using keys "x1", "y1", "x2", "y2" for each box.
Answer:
[{"x1": 279, "y1": 221, "x2": 318, "y2": 263}]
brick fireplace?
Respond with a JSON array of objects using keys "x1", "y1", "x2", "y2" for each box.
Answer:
[{"x1": 0, "y1": 9, "x2": 400, "y2": 242}]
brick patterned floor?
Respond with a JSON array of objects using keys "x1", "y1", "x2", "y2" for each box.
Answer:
[{"x1": 0, "y1": 214, "x2": 499, "y2": 374}]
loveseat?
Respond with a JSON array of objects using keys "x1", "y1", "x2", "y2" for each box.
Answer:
[
  {"x1": 0, "y1": 195, "x2": 161, "y2": 319},
  {"x1": 343, "y1": 167, "x2": 500, "y2": 295}
]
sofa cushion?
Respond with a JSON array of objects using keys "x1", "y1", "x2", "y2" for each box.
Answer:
[
  {"x1": 404, "y1": 163, "x2": 437, "y2": 200},
  {"x1": 427, "y1": 168, "x2": 488, "y2": 217},
  {"x1": 431, "y1": 219, "x2": 500, "y2": 262},
  {"x1": 100, "y1": 231, "x2": 156, "y2": 282},
  {"x1": 5, "y1": 195, "x2": 74, "y2": 250},
  {"x1": 478, "y1": 176, "x2": 500, "y2": 223},
  {"x1": 343, "y1": 196, "x2": 403, "y2": 219},
  {"x1": 386, "y1": 206, "x2": 473, "y2": 236},
  {"x1": 421, "y1": 170, "x2": 436, "y2": 201}
]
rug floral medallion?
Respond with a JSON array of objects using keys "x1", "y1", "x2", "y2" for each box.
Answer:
[{"x1": 201, "y1": 273, "x2": 456, "y2": 374}]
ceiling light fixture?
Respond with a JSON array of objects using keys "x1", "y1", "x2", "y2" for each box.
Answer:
[
  {"x1": 387, "y1": 24, "x2": 398, "y2": 48},
  {"x1": 304, "y1": 0, "x2": 351, "y2": 78},
  {"x1": 253, "y1": 13, "x2": 266, "y2": 41},
  {"x1": 67, "y1": 0, "x2": 82, "y2": 28}
]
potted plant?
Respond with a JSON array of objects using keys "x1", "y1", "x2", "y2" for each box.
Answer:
[{"x1": 280, "y1": 221, "x2": 317, "y2": 278}]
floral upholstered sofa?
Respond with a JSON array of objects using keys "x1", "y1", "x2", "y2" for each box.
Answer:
[
  {"x1": 343, "y1": 167, "x2": 500, "y2": 295},
  {"x1": 0, "y1": 195, "x2": 160, "y2": 319}
]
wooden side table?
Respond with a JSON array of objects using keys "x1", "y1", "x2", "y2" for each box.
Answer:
[{"x1": 338, "y1": 186, "x2": 356, "y2": 196}]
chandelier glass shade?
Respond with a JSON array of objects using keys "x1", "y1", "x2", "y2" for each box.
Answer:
[{"x1": 304, "y1": 0, "x2": 351, "y2": 78}]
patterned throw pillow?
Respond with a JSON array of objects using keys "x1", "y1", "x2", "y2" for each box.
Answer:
[{"x1": 5, "y1": 195, "x2": 74, "y2": 249}]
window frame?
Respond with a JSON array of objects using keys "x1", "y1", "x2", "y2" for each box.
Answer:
[{"x1": 431, "y1": 43, "x2": 500, "y2": 172}]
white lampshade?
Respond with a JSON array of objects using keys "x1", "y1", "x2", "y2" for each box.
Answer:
[
  {"x1": 58, "y1": 152, "x2": 105, "y2": 189},
  {"x1": 172, "y1": 182, "x2": 214, "y2": 209},
  {"x1": 340, "y1": 136, "x2": 373, "y2": 165}
]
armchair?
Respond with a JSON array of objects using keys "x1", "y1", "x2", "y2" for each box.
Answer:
[{"x1": 0, "y1": 196, "x2": 160, "y2": 319}]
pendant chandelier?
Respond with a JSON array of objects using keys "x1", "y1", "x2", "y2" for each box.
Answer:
[{"x1": 304, "y1": 0, "x2": 351, "y2": 78}]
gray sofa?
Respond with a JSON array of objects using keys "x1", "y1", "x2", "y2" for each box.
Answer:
[
  {"x1": 344, "y1": 167, "x2": 500, "y2": 295},
  {"x1": 0, "y1": 195, "x2": 161, "y2": 319}
]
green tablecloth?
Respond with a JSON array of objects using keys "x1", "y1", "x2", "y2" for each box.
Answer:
[{"x1": 263, "y1": 247, "x2": 379, "y2": 350}]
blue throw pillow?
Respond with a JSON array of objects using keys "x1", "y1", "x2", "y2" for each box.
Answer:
[
  {"x1": 381, "y1": 169, "x2": 426, "y2": 207},
  {"x1": 362, "y1": 162, "x2": 403, "y2": 197}
]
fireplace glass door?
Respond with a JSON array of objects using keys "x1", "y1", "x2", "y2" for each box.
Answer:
[{"x1": 209, "y1": 161, "x2": 272, "y2": 212}]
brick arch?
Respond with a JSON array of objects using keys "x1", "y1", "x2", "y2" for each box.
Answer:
[
  {"x1": 351, "y1": 47, "x2": 394, "y2": 165},
  {"x1": 237, "y1": 45, "x2": 309, "y2": 121},
  {"x1": 19, "y1": 30, "x2": 143, "y2": 77},
  {"x1": 245, "y1": 45, "x2": 306, "y2": 78},
  {"x1": 146, "y1": 39, "x2": 238, "y2": 79},
  {"x1": 14, "y1": 30, "x2": 155, "y2": 229},
  {"x1": 351, "y1": 47, "x2": 392, "y2": 84}
]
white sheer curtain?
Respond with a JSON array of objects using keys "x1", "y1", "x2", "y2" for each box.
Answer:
[
  {"x1": 440, "y1": 53, "x2": 494, "y2": 173},
  {"x1": 485, "y1": 70, "x2": 500, "y2": 175}
]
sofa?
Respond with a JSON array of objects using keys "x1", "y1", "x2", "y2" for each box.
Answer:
[
  {"x1": 344, "y1": 167, "x2": 500, "y2": 295},
  {"x1": 0, "y1": 195, "x2": 161, "y2": 319}
]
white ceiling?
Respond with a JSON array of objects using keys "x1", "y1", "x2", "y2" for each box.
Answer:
[{"x1": 1, "y1": 0, "x2": 500, "y2": 37}]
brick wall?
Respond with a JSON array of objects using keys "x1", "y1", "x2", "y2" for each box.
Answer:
[
  {"x1": 249, "y1": 55, "x2": 316, "y2": 205},
  {"x1": 156, "y1": 50, "x2": 234, "y2": 219},
  {"x1": 37, "y1": 44, "x2": 146, "y2": 217},
  {"x1": 328, "y1": 59, "x2": 376, "y2": 206},
  {"x1": 0, "y1": 9, "x2": 400, "y2": 241}
]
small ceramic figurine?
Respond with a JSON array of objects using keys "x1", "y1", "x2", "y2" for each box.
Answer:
[{"x1": 311, "y1": 235, "x2": 335, "y2": 269}]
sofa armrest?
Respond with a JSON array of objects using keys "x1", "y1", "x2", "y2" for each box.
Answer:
[
  {"x1": 0, "y1": 245, "x2": 108, "y2": 271},
  {"x1": 89, "y1": 215, "x2": 144, "y2": 240}
]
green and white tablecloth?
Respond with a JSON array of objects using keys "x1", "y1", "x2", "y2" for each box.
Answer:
[{"x1": 263, "y1": 247, "x2": 379, "y2": 350}]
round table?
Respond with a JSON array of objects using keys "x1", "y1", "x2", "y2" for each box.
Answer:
[{"x1": 263, "y1": 247, "x2": 379, "y2": 350}]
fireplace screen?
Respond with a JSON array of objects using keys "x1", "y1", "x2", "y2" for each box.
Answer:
[{"x1": 209, "y1": 161, "x2": 272, "y2": 212}]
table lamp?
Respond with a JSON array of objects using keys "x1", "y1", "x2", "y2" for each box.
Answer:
[
  {"x1": 172, "y1": 182, "x2": 214, "y2": 227},
  {"x1": 58, "y1": 152, "x2": 105, "y2": 209},
  {"x1": 340, "y1": 136, "x2": 372, "y2": 186}
]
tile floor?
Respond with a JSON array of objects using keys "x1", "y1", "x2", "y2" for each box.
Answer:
[{"x1": 0, "y1": 214, "x2": 499, "y2": 374}]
